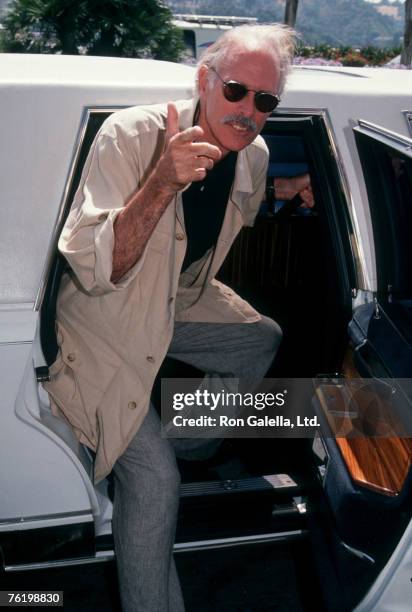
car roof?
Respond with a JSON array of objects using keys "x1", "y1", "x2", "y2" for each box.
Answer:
[
  {"x1": 2, "y1": 53, "x2": 411, "y2": 93},
  {"x1": 287, "y1": 65, "x2": 412, "y2": 97},
  {"x1": 0, "y1": 53, "x2": 195, "y2": 85},
  {"x1": 2, "y1": 54, "x2": 410, "y2": 114}
]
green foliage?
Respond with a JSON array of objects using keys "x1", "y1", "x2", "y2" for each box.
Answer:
[
  {"x1": 361, "y1": 45, "x2": 402, "y2": 64},
  {"x1": 296, "y1": 44, "x2": 402, "y2": 66},
  {"x1": 339, "y1": 51, "x2": 368, "y2": 67},
  {"x1": 2, "y1": 0, "x2": 185, "y2": 60}
]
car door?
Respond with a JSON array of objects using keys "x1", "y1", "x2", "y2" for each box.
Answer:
[
  {"x1": 351, "y1": 122, "x2": 412, "y2": 612},
  {"x1": 311, "y1": 121, "x2": 412, "y2": 612},
  {"x1": 350, "y1": 121, "x2": 412, "y2": 380}
]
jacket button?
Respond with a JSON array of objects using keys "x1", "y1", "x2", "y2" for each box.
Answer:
[
  {"x1": 98, "y1": 213, "x2": 107, "y2": 222},
  {"x1": 146, "y1": 355, "x2": 155, "y2": 363},
  {"x1": 168, "y1": 297, "x2": 174, "y2": 304},
  {"x1": 175, "y1": 233, "x2": 185, "y2": 241},
  {"x1": 128, "y1": 401, "x2": 137, "y2": 410},
  {"x1": 67, "y1": 353, "x2": 76, "y2": 362}
]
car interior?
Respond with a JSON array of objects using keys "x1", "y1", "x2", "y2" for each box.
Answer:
[{"x1": 35, "y1": 108, "x2": 412, "y2": 611}]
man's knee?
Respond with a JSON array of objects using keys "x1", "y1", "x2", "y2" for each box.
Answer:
[
  {"x1": 232, "y1": 315, "x2": 282, "y2": 382},
  {"x1": 257, "y1": 315, "x2": 283, "y2": 357}
]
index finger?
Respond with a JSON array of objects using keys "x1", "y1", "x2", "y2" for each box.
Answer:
[
  {"x1": 166, "y1": 102, "x2": 180, "y2": 141},
  {"x1": 190, "y1": 141, "x2": 222, "y2": 161},
  {"x1": 175, "y1": 125, "x2": 205, "y2": 143}
]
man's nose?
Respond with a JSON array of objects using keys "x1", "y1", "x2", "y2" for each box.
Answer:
[{"x1": 237, "y1": 92, "x2": 256, "y2": 116}]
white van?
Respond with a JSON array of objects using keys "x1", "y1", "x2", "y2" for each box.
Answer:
[
  {"x1": 1, "y1": 53, "x2": 412, "y2": 612},
  {"x1": 172, "y1": 14, "x2": 258, "y2": 60}
]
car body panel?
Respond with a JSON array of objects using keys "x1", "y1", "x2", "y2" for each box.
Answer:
[{"x1": 0, "y1": 54, "x2": 194, "y2": 306}]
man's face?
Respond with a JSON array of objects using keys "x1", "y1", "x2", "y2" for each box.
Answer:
[{"x1": 197, "y1": 49, "x2": 280, "y2": 156}]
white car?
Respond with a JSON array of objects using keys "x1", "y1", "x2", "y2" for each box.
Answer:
[{"x1": 1, "y1": 53, "x2": 412, "y2": 612}]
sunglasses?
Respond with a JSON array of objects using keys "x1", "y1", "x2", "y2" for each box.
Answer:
[{"x1": 210, "y1": 66, "x2": 280, "y2": 113}]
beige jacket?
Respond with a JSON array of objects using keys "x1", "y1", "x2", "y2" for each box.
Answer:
[{"x1": 44, "y1": 98, "x2": 269, "y2": 483}]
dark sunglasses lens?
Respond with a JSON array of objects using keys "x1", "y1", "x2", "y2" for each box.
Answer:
[
  {"x1": 223, "y1": 81, "x2": 247, "y2": 102},
  {"x1": 255, "y1": 93, "x2": 279, "y2": 113}
]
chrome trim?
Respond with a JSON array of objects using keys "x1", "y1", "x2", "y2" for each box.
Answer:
[
  {"x1": 341, "y1": 541, "x2": 375, "y2": 564},
  {"x1": 4, "y1": 550, "x2": 115, "y2": 573},
  {"x1": 357, "y1": 119, "x2": 412, "y2": 148},
  {"x1": 0, "y1": 340, "x2": 33, "y2": 347},
  {"x1": 275, "y1": 107, "x2": 325, "y2": 116},
  {"x1": 354, "y1": 338, "x2": 368, "y2": 352},
  {"x1": 0, "y1": 303, "x2": 33, "y2": 311},
  {"x1": 321, "y1": 108, "x2": 365, "y2": 288},
  {"x1": 34, "y1": 105, "x2": 129, "y2": 312},
  {"x1": 3, "y1": 530, "x2": 307, "y2": 571},
  {"x1": 173, "y1": 530, "x2": 307, "y2": 553},
  {"x1": 0, "y1": 511, "x2": 93, "y2": 532},
  {"x1": 293, "y1": 497, "x2": 307, "y2": 515},
  {"x1": 270, "y1": 108, "x2": 366, "y2": 288},
  {"x1": 293, "y1": 66, "x2": 369, "y2": 79},
  {"x1": 402, "y1": 111, "x2": 412, "y2": 138}
]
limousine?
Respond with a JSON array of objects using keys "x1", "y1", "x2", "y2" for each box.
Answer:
[{"x1": 0, "y1": 53, "x2": 411, "y2": 611}]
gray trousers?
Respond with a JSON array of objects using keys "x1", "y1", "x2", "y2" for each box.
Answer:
[{"x1": 112, "y1": 316, "x2": 282, "y2": 612}]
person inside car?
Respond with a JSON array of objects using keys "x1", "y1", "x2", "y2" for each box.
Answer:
[{"x1": 44, "y1": 23, "x2": 308, "y2": 612}]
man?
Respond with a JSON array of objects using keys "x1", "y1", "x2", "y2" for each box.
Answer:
[{"x1": 45, "y1": 23, "x2": 307, "y2": 612}]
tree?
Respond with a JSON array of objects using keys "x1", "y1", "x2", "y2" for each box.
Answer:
[
  {"x1": 1, "y1": 0, "x2": 184, "y2": 61},
  {"x1": 401, "y1": 0, "x2": 412, "y2": 65},
  {"x1": 284, "y1": 0, "x2": 299, "y2": 27}
]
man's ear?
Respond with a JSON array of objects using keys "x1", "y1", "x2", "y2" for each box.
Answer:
[{"x1": 197, "y1": 65, "x2": 209, "y2": 94}]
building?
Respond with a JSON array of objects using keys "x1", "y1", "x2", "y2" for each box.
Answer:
[
  {"x1": 173, "y1": 14, "x2": 257, "y2": 61},
  {"x1": 376, "y1": 4, "x2": 402, "y2": 20}
]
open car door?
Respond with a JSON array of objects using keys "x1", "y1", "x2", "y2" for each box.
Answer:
[
  {"x1": 350, "y1": 121, "x2": 412, "y2": 379},
  {"x1": 312, "y1": 121, "x2": 412, "y2": 612}
]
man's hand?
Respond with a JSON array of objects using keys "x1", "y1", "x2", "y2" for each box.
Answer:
[
  {"x1": 156, "y1": 102, "x2": 222, "y2": 193},
  {"x1": 274, "y1": 173, "x2": 315, "y2": 208}
]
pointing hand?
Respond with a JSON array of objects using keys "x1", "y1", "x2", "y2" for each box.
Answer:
[{"x1": 158, "y1": 102, "x2": 222, "y2": 192}]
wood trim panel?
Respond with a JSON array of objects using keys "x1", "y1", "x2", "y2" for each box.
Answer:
[
  {"x1": 316, "y1": 377, "x2": 412, "y2": 497},
  {"x1": 336, "y1": 436, "x2": 412, "y2": 496}
]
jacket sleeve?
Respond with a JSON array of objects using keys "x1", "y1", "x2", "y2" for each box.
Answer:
[{"x1": 59, "y1": 128, "x2": 151, "y2": 296}]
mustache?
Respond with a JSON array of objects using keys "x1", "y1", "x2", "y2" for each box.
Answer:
[{"x1": 221, "y1": 114, "x2": 257, "y2": 132}]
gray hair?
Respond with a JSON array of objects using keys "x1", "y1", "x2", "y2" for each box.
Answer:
[{"x1": 196, "y1": 23, "x2": 296, "y2": 95}]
